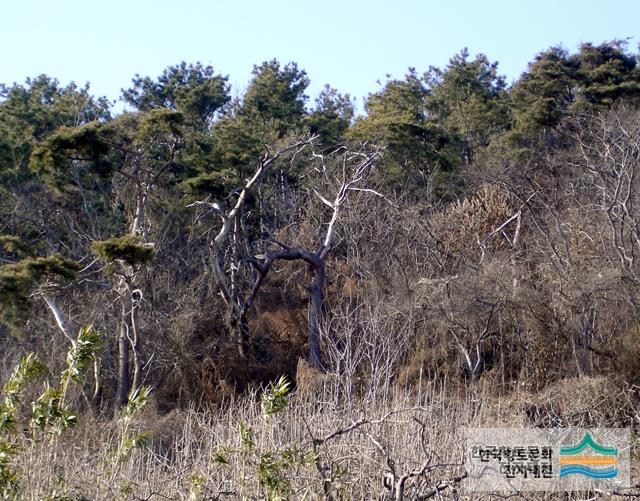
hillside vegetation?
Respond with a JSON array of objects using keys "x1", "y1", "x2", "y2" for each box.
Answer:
[{"x1": 1, "y1": 41, "x2": 640, "y2": 499}]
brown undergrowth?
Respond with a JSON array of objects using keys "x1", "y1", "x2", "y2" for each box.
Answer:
[{"x1": 8, "y1": 375, "x2": 639, "y2": 500}]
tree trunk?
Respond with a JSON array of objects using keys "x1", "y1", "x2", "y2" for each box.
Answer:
[
  {"x1": 115, "y1": 285, "x2": 132, "y2": 409},
  {"x1": 130, "y1": 294, "x2": 142, "y2": 393},
  {"x1": 131, "y1": 183, "x2": 147, "y2": 238},
  {"x1": 236, "y1": 312, "x2": 250, "y2": 358},
  {"x1": 308, "y1": 260, "x2": 325, "y2": 370}
]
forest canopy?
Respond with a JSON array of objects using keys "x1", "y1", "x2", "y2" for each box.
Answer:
[{"x1": 1, "y1": 39, "x2": 640, "y2": 414}]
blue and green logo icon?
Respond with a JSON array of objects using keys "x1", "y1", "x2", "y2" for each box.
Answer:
[{"x1": 559, "y1": 432, "x2": 618, "y2": 479}]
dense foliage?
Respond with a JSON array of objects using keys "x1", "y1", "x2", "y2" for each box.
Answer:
[{"x1": 1, "y1": 40, "x2": 640, "y2": 421}]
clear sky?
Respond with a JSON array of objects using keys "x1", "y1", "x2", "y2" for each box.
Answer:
[{"x1": 2, "y1": 0, "x2": 639, "y2": 112}]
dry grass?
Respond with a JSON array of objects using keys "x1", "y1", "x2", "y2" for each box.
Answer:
[{"x1": 7, "y1": 376, "x2": 639, "y2": 500}]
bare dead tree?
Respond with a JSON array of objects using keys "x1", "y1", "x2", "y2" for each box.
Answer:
[
  {"x1": 573, "y1": 105, "x2": 640, "y2": 283},
  {"x1": 301, "y1": 407, "x2": 467, "y2": 501},
  {"x1": 189, "y1": 139, "x2": 382, "y2": 369},
  {"x1": 188, "y1": 136, "x2": 318, "y2": 356},
  {"x1": 239, "y1": 144, "x2": 383, "y2": 369},
  {"x1": 111, "y1": 128, "x2": 179, "y2": 409}
]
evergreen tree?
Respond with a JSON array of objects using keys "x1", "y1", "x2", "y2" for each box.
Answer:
[
  {"x1": 122, "y1": 62, "x2": 229, "y2": 131},
  {"x1": 212, "y1": 60, "x2": 309, "y2": 171},
  {"x1": 0, "y1": 75, "x2": 110, "y2": 183},
  {"x1": 30, "y1": 108, "x2": 186, "y2": 407},
  {"x1": 305, "y1": 85, "x2": 354, "y2": 146},
  {"x1": 573, "y1": 40, "x2": 640, "y2": 107},
  {"x1": 349, "y1": 69, "x2": 454, "y2": 196},
  {"x1": 510, "y1": 41, "x2": 640, "y2": 134},
  {"x1": 0, "y1": 236, "x2": 79, "y2": 337},
  {"x1": 510, "y1": 46, "x2": 578, "y2": 132},
  {"x1": 425, "y1": 49, "x2": 510, "y2": 165},
  {"x1": 238, "y1": 59, "x2": 309, "y2": 139}
]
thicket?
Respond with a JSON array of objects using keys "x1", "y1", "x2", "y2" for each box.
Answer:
[{"x1": 1, "y1": 40, "x2": 640, "y2": 498}]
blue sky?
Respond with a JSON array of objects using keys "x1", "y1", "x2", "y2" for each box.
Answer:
[{"x1": 2, "y1": 0, "x2": 639, "y2": 112}]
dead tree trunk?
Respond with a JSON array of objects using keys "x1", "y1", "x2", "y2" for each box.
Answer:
[
  {"x1": 115, "y1": 283, "x2": 132, "y2": 408},
  {"x1": 188, "y1": 137, "x2": 318, "y2": 357},
  {"x1": 237, "y1": 146, "x2": 382, "y2": 369},
  {"x1": 240, "y1": 248, "x2": 327, "y2": 369},
  {"x1": 308, "y1": 259, "x2": 325, "y2": 369},
  {"x1": 189, "y1": 139, "x2": 382, "y2": 370}
]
